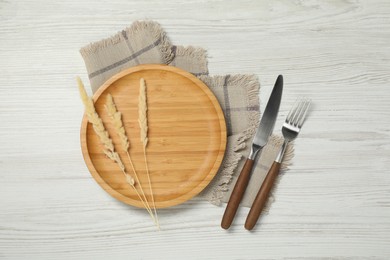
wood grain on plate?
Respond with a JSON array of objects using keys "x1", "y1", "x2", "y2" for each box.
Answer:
[{"x1": 80, "y1": 64, "x2": 227, "y2": 208}]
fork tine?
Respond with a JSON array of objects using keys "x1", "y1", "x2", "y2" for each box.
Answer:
[
  {"x1": 286, "y1": 99, "x2": 299, "y2": 123},
  {"x1": 298, "y1": 99, "x2": 311, "y2": 127},
  {"x1": 291, "y1": 98, "x2": 306, "y2": 126}
]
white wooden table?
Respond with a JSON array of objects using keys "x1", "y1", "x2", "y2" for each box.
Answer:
[{"x1": 1, "y1": 0, "x2": 390, "y2": 259}]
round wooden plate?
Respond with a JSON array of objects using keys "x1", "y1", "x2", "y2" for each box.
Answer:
[{"x1": 80, "y1": 64, "x2": 227, "y2": 208}]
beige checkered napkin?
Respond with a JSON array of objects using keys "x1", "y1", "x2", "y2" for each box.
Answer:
[{"x1": 80, "y1": 20, "x2": 293, "y2": 207}]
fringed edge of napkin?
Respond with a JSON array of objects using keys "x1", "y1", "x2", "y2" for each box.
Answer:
[
  {"x1": 173, "y1": 46, "x2": 209, "y2": 74},
  {"x1": 266, "y1": 135, "x2": 295, "y2": 171},
  {"x1": 175, "y1": 45, "x2": 207, "y2": 60},
  {"x1": 199, "y1": 74, "x2": 262, "y2": 205},
  {"x1": 198, "y1": 73, "x2": 295, "y2": 206},
  {"x1": 260, "y1": 136, "x2": 294, "y2": 213},
  {"x1": 80, "y1": 20, "x2": 174, "y2": 64},
  {"x1": 205, "y1": 134, "x2": 294, "y2": 208},
  {"x1": 205, "y1": 133, "x2": 251, "y2": 206}
]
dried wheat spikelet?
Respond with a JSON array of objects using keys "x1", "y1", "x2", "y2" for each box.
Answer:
[
  {"x1": 77, "y1": 77, "x2": 134, "y2": 187},
  {"x1": 77, "y1": 77, "x2": 158, "y2": 226},
  {"x1": 138, "y1": 78, "x2": 159, "y2": 229},
  {"x1": 105, "y1": 94, "x2": 154, "y2": 215},
  {"x1": 105, "y1": 94, "x2": 129, "y2": 151},
  {"x1": 77, "y1": 77, "x2": 158, "y2": 225},
  {"x1": 77, "y1": 78, "x2": 158, "y2": 223},
  {"x1": 138, "y1": 78, "x2": 149, "y2": 148}
]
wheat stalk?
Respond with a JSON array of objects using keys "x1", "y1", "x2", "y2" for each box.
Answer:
[
  {"x1": 139, "y1": 78, "x2": 149, "y2": 148},
  {"x1": 104, "y1": 94, "x2": 154, "y2": 218},
  {"x1": 78, "y1": 77, "x2": 115, "y2": 156},
  {"x1": 104, "y1": 94, "x2": 129, "y2": 151},
  {"x1": 139, "y1": 78, "x2": 159, "y2": 229},
  {"x1": 77, "y1": 77, "x2": 156, "y2": 224}
]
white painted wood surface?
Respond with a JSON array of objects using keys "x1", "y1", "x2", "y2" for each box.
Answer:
[{"x1": 1, "y1": 0, "x2": 390, "y2": 259}]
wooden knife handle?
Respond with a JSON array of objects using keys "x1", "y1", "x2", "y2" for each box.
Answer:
[
  {"x1": 221, "y1": 159, "x2": 255, "y2": 229},
  {"x1": 245, "y1": 161, "x2": 281, "y2": 230}
]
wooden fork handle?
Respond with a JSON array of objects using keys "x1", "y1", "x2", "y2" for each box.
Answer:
[
  {"x1": 221, "y1": 158, "x2": 254, "y2": 229},
  {"x1": 245, "y1": 161, "x2": 281, "y2": 230}
]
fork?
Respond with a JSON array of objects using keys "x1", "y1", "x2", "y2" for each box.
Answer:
[{"x1": 244, "y1": 98, "x2": 311, "y2": 230}]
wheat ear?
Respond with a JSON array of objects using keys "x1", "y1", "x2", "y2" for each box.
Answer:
[
  {"x1": 105, "y1": 94, "x2": 154, "y2": 216},
  {"x1": 77, "y1": 77, "x2": 156, "y2": 224},
  {"x1": 139, "y1": 78, "x2": 159, "y2": 229}
]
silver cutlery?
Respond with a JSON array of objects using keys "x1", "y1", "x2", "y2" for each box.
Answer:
[
  {"x1": 221, "y1": 75, "x2": 283, "y2": 229},
  {"x1": 245, "y1": 98, "x2": 311, "y2": 230}
]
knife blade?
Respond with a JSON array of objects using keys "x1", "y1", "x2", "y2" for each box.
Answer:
[{"x1": 221, "y1": 75, "x2": 283, "y2": 229}]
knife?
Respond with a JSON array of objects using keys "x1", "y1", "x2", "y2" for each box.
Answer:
[{"x1": 221, "y1": 75, "x2": 283, "y2": 229}]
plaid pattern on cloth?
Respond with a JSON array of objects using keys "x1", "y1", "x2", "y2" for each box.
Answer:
[{"x1": 80, "y1": 20, "x2": 293, "y2": 207}]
